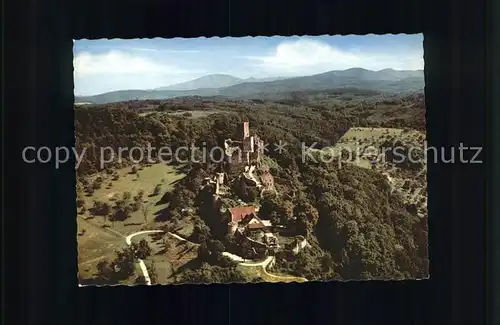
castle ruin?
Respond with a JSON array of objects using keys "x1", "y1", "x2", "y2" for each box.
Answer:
[{"x1": 224, "y1": 121, "x2": 265, "y2": 166}]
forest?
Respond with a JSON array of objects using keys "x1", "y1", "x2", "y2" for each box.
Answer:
[{"x1": 75, "y1": 89, "x2": 428, "y2": 282}]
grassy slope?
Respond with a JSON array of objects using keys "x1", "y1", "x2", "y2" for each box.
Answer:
[{"x1": 77, "y1": 163, "x2": 186, "y2": 283}]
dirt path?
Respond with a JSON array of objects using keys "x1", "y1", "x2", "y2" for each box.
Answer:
[
  {"x1": 239, "y1": 255, "x2": 274, "y2": 267},
  {"x1": 78, "y1": 217, "x2": 192, "y2": 285},
  {"x1": 125, "y1": 230, "x2": 309, "y2": 284},
  {"x1": 168, "y1": 232, "x2": 190, "y2": 242},
  {"x1": 225, "y1": 254, "x2": 308, "y2": 283},
  {"x1": 260, "y1": 267, "x2": 308, "y2": 283},
  {"x1": 222, "y1": 252, "x2": 250, "y2": 263},
  {"x1": 125, "y1": 230, "x2": 198, "y2": 285},
  {"x1": 126, "y1": 230, "x2": 164, "y2": 285}
]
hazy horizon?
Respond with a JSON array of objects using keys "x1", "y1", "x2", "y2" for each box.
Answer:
[{"x1": 73, "y1": 34, "x2": 424, "y2": 96}]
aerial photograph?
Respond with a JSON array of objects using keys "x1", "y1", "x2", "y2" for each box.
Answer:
[{"x1": 75, "y1": 34, "x2": 429, "y2": 285}]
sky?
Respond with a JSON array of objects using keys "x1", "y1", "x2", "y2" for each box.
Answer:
[{"x1": 73, "y1": 34, "x2": 424, "y2": 96}]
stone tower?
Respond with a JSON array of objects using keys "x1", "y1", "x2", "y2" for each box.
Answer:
[{"x1": 242, "y1": 121, "x2": 250, "y2": 139}]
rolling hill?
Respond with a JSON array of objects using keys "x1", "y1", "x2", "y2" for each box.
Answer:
[
  {"x1": 155, "y1": 74, "x2": 243, "y2": 91},
  {"x1": 75, "y1": 68, "x2": 424, "y2": 104},
  {"x1": 155, "y1": 74, "x2": 289, "y2": 91}
]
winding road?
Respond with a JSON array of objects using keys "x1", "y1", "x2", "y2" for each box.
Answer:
[
  {"x1": 224, "y1": 253, "x2": 308, "y2": 283},
  {"x1": 125, "y1": 230, "x2": 201, "y2": 285},
  {"x1": 126, "y1": 230, "x2": 308, "y2": 284},
  {"x1": 81, "y1": 205, "x2": 305, "y2": 283},
  {"x1": 126, "y1": 230, "x2": 164, "y2": 285}
]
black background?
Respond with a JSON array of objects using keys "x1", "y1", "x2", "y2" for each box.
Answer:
[{"x1": 4, "y1": 0, "x2": 490, "y2": 323}]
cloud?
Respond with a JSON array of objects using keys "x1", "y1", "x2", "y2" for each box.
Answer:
[
  {"x1": 73, "y1": 37, "x2": 424, "y2": 95},
  {"x1": 73, "y1": 51, "x2": 205, "y2": 95},
  {"x1": 129, "y1": 48, "x2": 160, "y2": 52},
  {"x1": 130, "y1": 48, "x2": 200, "y2": 53},
  {"x1": 242, "y1": 39, "x2": 423, "y2": 75},
  {"x1": 73, "y1": 51, "x2": 195, "y2": 76}
]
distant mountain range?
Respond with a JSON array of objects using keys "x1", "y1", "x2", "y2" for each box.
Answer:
[
  {"x1": 75, "y1": 68, "x2": 424, "y2": 104},
  {"x1": 154, "y1": 74, "x2": 287, "y2": 91}
]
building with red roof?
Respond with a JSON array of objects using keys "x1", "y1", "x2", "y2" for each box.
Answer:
[{"x1": 228, "y1": 206, "x2": 256, "y2": 223}]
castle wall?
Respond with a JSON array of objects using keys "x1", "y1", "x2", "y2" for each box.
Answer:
[
  {"x1": 242, "y1": 136, "x2": 253, "y2": 152},
  {"x1": 260, "y1": 172, "x2": 274, "y2": 188}
]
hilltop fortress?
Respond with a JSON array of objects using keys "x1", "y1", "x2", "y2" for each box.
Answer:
[
  {"x1": 201, "y1": 121, "x2": 309, "y2": 259},
  {"x1": 224, "y1": 121, "x2": 265, "y2": 166}
]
